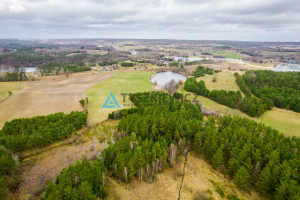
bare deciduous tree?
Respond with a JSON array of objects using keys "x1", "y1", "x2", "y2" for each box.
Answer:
[{"x1": 165, "y1": 79, "x2": 179, "y2": 94}]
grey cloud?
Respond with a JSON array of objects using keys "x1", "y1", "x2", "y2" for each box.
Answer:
[{"x1": 0, "y1": 0, "x2": 299, "y2": 41}]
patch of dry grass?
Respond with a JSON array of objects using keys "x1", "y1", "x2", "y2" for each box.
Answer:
[{"x1": 106, "y1": 153, "x2": 264, "y2": 200}]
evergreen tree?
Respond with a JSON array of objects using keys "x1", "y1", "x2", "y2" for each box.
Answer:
[
  {"x1": 212, "y1": 146, "x2": 224, "y2": 168},
  {"x1": 234, "y1": 166, "x2": 251, "y2": 190},
  {"x1": 256, "y1": 166, "x2": 271, "y2": 195}
]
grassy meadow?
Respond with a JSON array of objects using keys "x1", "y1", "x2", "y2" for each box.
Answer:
[
  {"x1": 258, "y1": 108, "x2": 300, "y2": 137},
  {"x1": 212, "y1": 50, "x2": 241, "y2": 59},
  {"x1": 85, "y1": 71, "x2": 154, "y2": 126},
  {"x1": 0, "y1": 82, "x2": 22, "y2": 99},
  {"x1": 196, "y1": 71, "x2": 241, "y2": 91}
]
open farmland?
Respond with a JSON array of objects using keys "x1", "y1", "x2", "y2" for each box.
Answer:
[
  {"x1": 85, "y1": 71, "x2": 154, "y2": 126},
  {"x1": 0, "y1": 72, "x2": 114, "y2": 128}
]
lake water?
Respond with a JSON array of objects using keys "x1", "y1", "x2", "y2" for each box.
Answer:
[
  {"x1": 151, "y1": 71, "x2": 187, "y2": 85},
  {"x1": 0, "y1": 66, "x2": 37, "y2": 73},
  {"x1": 271, "y1": 63, "x2": 300, "y2": 72},
  {"x1": 174, "y1": 57, "x2": 243, "y2": 62}
]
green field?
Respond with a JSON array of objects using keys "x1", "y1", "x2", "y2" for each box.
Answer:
[
  {"x1": 258, "y1": 108, "x2": 300, "y2": 137},
  {"x1": 0, "y1": 82, "x2": 22, "y2": 99},
  {"x1": 196, "y1": 71, "x2": 241, "y2": 91},
  {"x1": 85, "y1": 71, "x2": 154, "y2": 126},
  {"x1": 212, "y1": 50, "x2": 241, "y2": 59}
]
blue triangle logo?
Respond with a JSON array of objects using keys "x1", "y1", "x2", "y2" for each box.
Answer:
[{"x1": 102, "y1": 92, "x2": 121, "y2": 108}]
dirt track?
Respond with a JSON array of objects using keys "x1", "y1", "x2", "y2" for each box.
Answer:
[{"x1": 0, "y1": 72, "x2": 115, "y2": 128}]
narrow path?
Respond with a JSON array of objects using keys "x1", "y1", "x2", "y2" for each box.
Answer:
[{"x1": 177, "y1": 150, "x2": 189, "y2": 200}]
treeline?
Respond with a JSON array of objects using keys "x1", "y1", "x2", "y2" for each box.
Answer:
[
  {"x1": 234, "y1": 73, "x2": 253, "y2": 97},
  {"x1": 197, "y1": 116, "x2": 300, "y2": 199},
  {"x1": 99, "y1": 61, "x2": 118, "y2": 66},
  {"x1": 39, "y1": 61, "x2": 91, "y2": 75},
  {"x1": 240, "y1": 51, "x2": 258, "y2": 57},
  {"x1": 0, "y1": 52, "x2": 54, "y2": 63},
  {"x1": 0, "y1": 72, "x2": 27, "y2": 82},
  {"x1": 0, "y1": 147, "x2": 16, "y2": 199},
  {"x1": 184, "y1": 77, "x2": 268, "y2": 116},
  {"x1": 0, "y1": 112, "x2": 86, "y2": 151},
  {"x1": 241, "y1": 71, "x2": 300, "y2": 112},
  {"x1": 120, "y1": 62, "x2": 134, "y2": 67},
  {"x1": 43, "y1": 158, "x2": 106, "y2": 200},
  {"x1": 194, "y1": 66, "x2": 214, "y2": 77}
]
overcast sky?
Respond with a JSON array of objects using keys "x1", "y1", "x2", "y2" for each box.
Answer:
[{"x1": 0, "y1": 0, "x2": 300, "y2": 41}]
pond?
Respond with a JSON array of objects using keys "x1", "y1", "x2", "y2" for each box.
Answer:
[
  {"x1": 271, "y1": 63, "x2": 300, "y2": 72},
  {"x1": 151, "y1": 71, "x2": 187, "y2": 85},
  {"x1": 0, "y1": 66, "x2": 37, "y2": 73}
]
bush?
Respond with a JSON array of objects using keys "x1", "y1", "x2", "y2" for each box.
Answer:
[
  {"x1": 212, "y1": 76, "x2": 217, "y2": 82},
  {"x1": 173, "y1": 92, "x2": 183, "y2": 100},
  {"x1": 194, "y1": 66, "x2": 214, "y2": 77},
  {"x1": 79, "y1": 99, "x2": 85, "y2": 108}
]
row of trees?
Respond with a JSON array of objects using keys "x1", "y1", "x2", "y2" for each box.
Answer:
[
  {"x1": 0, "y1": 72, "x2": 27, "y2": 82},
  {"x1": 0, "y1": 147, "x2": 16, "y2": 199},
  {"x1": 0, "y1": 112, "x2": 86, "y2": 151},
  {"x1": 39, "y1": 61, "x2": 91, "y2": 75},
  {"x1": 120, "y1": 62, "x2": 134, "y2": 67},
  {"x1": 99, "y1": 61, "x2": 118, "y2": 66},
  {"x1": 194, "y1": 66, "x2": 214, "y2": 77},
  {"x1": 184, "y1": 77, "x2": 268, "y2": 116},
  {"x1": 103, "y1": 135, "x2": 168, "y2": 182},
  {"x1": 241, "y1": 71, "x2": 300, "y2": 112}
]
